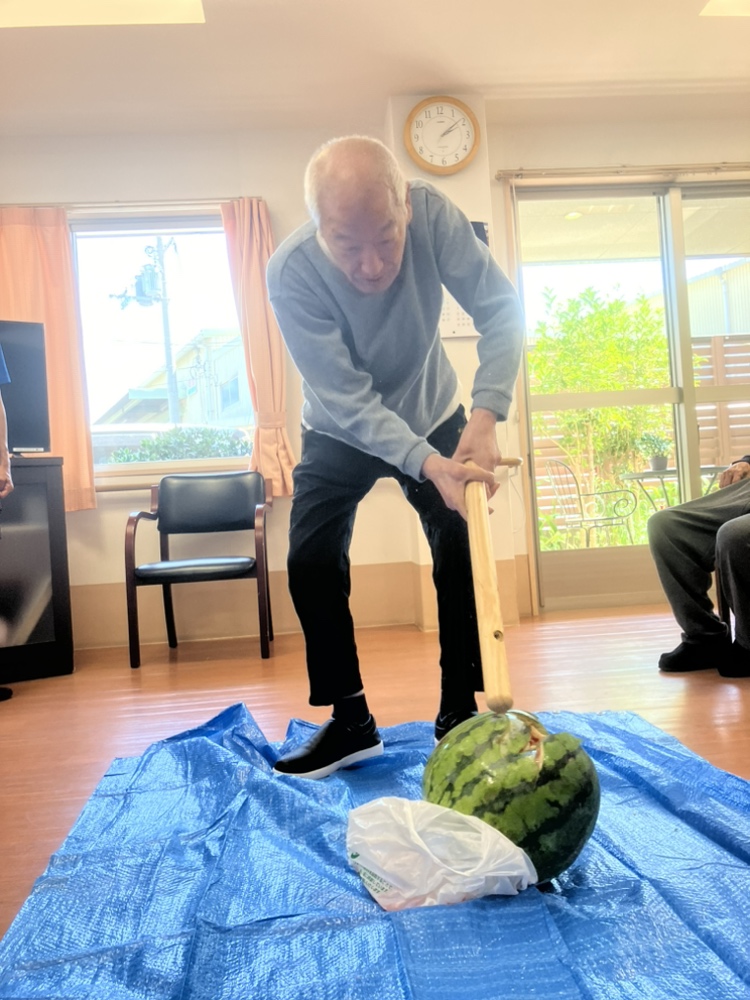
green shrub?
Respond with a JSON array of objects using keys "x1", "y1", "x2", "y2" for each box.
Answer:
[{"x1": 108, "y1": 425, "x2": 251, "y2": 463}]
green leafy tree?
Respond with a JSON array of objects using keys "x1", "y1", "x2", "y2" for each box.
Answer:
[
  {"x1": 528, "y1": 288, "x2": 671, "y2": 491},
  {"x1": 108, "y1": 425, "x2": 251, "y2": 463}
]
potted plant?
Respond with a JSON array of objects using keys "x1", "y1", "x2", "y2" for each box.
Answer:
[{"x1": 637, "y1": 432, "x2": 672, "y2": 471}]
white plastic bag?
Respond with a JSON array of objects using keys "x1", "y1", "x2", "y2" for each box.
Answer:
[{"x1": 346, "y1": 796, "x2": 537, "y2": 911}]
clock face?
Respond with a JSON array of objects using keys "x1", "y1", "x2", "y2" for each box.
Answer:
[{"x1": 404, "y1": 97, "x2": 480, "y2": 175}]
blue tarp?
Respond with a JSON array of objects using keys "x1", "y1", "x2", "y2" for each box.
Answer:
[{"x1": 1, "y1": 705, "x2": 749, "y2": 999}]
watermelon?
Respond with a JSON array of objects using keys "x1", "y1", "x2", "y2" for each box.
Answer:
[{"x1": 423, "y1": 710, "x2": 600, "y2": 883}]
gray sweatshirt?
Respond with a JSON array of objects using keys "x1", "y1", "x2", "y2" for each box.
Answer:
[{"x1": 266, "y1": 180, "x2": 524, "y2": 481}]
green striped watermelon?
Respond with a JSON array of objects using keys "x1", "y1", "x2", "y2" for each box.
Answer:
[{"x1": 423, "y1": 710, "x2": 600, "y2": 883}]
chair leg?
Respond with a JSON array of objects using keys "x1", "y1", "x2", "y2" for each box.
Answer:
[
  {"x1": 257, "y1": 575, "x2": 271, "y2": 659},
  {"x1": 126, "y1": 578, "x2": 141, "y2": 669},
  {"x1": 163, "y1": 584, "x2": 178, "y2": 648},
  {"x1": 265, "y1": 570, "x2": 274, "y2": 643},
  {"x1": 255, "y1": 535, "x2": 273, "y2": 658}
]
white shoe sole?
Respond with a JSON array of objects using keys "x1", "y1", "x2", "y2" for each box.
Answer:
[{"x1": 275, "y1": 740, "x2": 384, "y2": 780}]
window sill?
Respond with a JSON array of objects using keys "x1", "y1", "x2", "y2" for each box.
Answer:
[{"x1": 94, "y1": 456, "x2": 251, "y2": 493}]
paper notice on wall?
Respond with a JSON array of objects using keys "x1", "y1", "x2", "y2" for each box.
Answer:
[{"x1": 439, "y1": 288, "x2": 478, "y2": 339}]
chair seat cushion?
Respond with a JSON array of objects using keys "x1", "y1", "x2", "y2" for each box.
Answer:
[{"x1": 135, "y1": 557, "x2": 256, "y2": 585}]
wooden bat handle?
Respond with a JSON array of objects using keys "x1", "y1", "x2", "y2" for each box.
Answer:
[{"x1": 465, "y1": 476, "x2": 514, "y2": 715}]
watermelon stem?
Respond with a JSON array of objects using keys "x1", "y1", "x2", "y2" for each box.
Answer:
[{"x1": 528, "y1": 725, "x2": 545, "y2": 773}]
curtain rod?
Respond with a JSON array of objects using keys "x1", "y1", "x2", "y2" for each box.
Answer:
[
  {"x1": 67, "y1": 198, "x2": 256, "y2": 217},
  {"x1": 495, "y1": 162, "x2": 750, "y2": 185}
]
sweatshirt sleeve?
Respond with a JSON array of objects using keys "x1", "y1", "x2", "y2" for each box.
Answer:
[
  {"x1": 268, "y1": 266, "x2": 438, "y2": 478},
  {"x1": 426, "y1": 186, "x2": 525, "y2": 420}
]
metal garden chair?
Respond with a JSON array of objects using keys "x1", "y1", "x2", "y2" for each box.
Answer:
[{"x1": 544, "y1": 458, "x2": 637, "y2": 548}]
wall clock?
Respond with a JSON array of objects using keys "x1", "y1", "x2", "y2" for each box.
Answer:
[{"x1": 403, "y1": 96, "x2": 480, "y2": 175}]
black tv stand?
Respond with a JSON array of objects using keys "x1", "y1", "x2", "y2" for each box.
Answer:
[{"x1": 0, "y1": 456, "x2": 74, "y2": 682}]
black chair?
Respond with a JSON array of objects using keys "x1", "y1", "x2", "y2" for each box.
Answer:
[{"x1": 125, "y1": 470, "x2": 273, "y2": 669}]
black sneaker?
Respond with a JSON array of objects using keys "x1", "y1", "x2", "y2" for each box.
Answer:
[
  {"x1": 658, "y1": 635, "x2": 729, "y2": 673},
  {"x1": 718, "y1": 641, "x2": 750, "y2": 679},
  {"x1": 434, "y1": 710, "x2": 478, "y2": 744},
  {"x1": 273, "y1": 715, "x2": 383, "y2": 780}
]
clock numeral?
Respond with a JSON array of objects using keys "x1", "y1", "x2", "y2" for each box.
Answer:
[
  {"x1": 441, "y1": 158, "x2": 447, "y2": 166},
  {"x1": 415, "y1": 121, "x2": 423, "y2": 129},
  {"x1": 436, "y1": 105, "x2": 444, "y2": 114},
  {"x1": 424, "y1": 109, "x2": 432, "y2": 119},
  {"x1": 465, "y1": 130, "x2": 471, "y2": 139},
  {"x1": 454, "y1": 154, "x2": 459, "y2": 162}
]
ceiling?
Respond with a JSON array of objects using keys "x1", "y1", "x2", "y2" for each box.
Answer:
[{"x1": 0, "y1": 0, "x2": 748, "y2": 137}]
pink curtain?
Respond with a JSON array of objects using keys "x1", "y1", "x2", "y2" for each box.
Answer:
[
  {"x1": 221, "y1": 198, "x2": 296, "y2": 498},
  {"x1": 0, "y1": 207, "x2": 95, "y2": 511}
]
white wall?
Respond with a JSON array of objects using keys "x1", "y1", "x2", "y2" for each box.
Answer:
[
  {"x1": 3, "y1": 106, "x2": 747, "y2": 595},
  {"x1": 487, "y1": 113, "x2": 750, "y2": 174}
]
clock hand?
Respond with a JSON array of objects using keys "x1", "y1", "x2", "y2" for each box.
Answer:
[{"x1": 438, "y1": 119, "x2": 464, "y2": 138}]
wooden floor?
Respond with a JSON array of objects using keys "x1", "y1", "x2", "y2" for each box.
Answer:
[{"x1": 1, "y1": 604, "x2": 748, "y2": 939}]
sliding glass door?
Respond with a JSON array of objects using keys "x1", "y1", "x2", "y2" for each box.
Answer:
[
  {"x1": 683, "y1": 193, "x2": 750, "y2": 468},
  {"x1": 514, "y1": 184, "x2": 750, "y2": 608}
]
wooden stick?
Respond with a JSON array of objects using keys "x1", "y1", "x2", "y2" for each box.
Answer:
[{"x1": 465, "y1": 474, "x2": 514, "y2": 715}]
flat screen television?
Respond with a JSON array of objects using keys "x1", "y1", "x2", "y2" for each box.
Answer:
[{"x1": 0, "y1": 320, "x2": 51, "y2": 454}]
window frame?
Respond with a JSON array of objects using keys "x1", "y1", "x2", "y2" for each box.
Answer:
[
  {"x1": 502, "y1": 171, "x2": 750, "y2": 609},
  {"x1": 69, "y1": 208, "x2": 252, "y2": 492}
]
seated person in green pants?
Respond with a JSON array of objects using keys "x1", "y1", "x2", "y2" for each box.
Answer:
[{"x1": 648, "y1": 455, "x2": 750, "y2": 676}]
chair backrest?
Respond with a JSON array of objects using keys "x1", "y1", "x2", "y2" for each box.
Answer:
[
  {"x1": 544, "y1": 459, "x2": 584, "y2": 520},
  {"x1": 157, "y1": 471, "x2": 265, "y2": 535}
]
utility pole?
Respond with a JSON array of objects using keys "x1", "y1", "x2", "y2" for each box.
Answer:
[
  {"x1": 111, "y1": 236, "x2": 180, "y2": 423},
  {"x1": 148, "y1": 237, "x2": 180, "y2": 423}
]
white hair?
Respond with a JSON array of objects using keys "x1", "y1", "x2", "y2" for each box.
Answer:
[{"x1": 304, "y1": 136, "x2": 408, "y2": 226}]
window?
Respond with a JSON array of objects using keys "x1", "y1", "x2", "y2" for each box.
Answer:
[
  {"x1": 518, "y1": 192, "x2": 674, "y2": 551},
  {"x1": 682, "y1": 194, "x2": 750, "y2": 467},
  {"x1": 510, "y1": 179, "x2": 750, "y2": 611},
  {"x1": 72, "y1": 215, "x2": 253, "y2": 470}
]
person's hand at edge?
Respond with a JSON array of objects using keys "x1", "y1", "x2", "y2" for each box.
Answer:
[
  {"x1": 719, "y1": 460, "x2": 750, "y2": 488},
  {"x1": 0, "y1": 456, "x2": 13, "y2": 499}
]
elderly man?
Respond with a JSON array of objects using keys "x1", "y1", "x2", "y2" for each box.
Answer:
[
  {"x1": 648, "y1": 456, "x2": 750, "y2": 676},
  {"x1": 266, "y1": 135, "x2": 524, "y2": 778}
]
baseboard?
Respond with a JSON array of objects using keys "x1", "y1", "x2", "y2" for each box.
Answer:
[
  {"x1": 71, "y1": 557, "x2": 523, "y2": 649},
  {"x1": 72, "y1": 563, "x2": 416, "y2": 649},
  {"x1": 540, "y1": 589, "x2": 669, "y2": 612}
]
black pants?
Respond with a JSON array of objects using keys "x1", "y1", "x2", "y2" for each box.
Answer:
[
  {"x1": 648, "y1": 477, "x2": 750, "y2": 648},
  {"x1": 287, "y1": 406, "x2": 483, "y2": 706}
]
